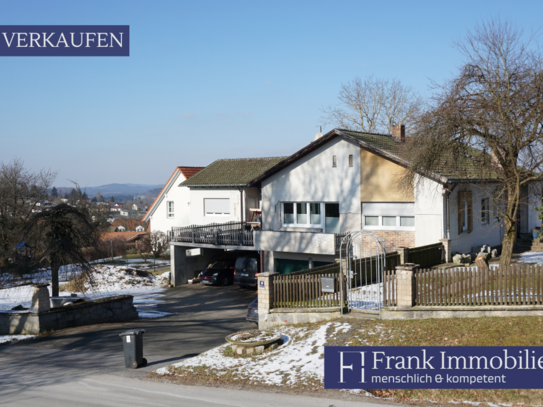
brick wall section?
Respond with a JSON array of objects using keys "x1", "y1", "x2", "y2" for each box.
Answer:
[
  {"x1": 372, "y1": 231, "x2": 415, "y2": 252},
  {"x1": 257, "y1": 272, "x2": 278, "y2": 313},
  {"x1": 396, "y1": 264, "x2": 419, "y2": 307}
]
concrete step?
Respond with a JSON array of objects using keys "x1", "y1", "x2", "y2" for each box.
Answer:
[{"x1": 342, "y1": 310, "x2": 380, "y2": 320}]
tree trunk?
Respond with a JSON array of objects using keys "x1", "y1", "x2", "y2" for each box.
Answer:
[
  {"x1": 499, "y1": 185, "x2": 520, "y2": 269},
  {"x1": 51, "y1": 262, "x2": 59, "y2": 297}
]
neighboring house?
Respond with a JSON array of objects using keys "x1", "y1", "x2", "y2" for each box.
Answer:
[
  {"x1": 167, "y1": 126, "x2": 542, "y2": 284},
  {"x1": 101, "y1": 231, "x2": 148, "y2": 243},
  {"x1": 119, "y1": 209, "x2": 129, "y2": 217},
  {"x1": 110, "y1": 204, "x2": 122, "y2": 213},
  {"x1": 132, "y1": 204, "x2": 138, "y2": 211},
  {"x1": 142, "y1": 166, "x2": 205, "y2": 236},
  {"x1": 110, "y1": 218, "x2": 149, "y2": 233},
  {"x1": 180, "y1": 157, "x2": 286, "y2": 225}
]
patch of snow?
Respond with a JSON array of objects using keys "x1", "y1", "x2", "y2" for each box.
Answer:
[
  {"x1": 155, "y1": 322, "x2": 349, "y2": 388},
  {"x1": 0, "y1": 266, "x2": 172, "y2": 319},
  {"x1": 0, "y1": 335, "x2": 36, "y2": 344},
  {"x1": 518, "y1": 252, "x2": 543, "y2": 265}
]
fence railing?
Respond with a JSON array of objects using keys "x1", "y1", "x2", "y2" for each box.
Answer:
[
  {"x1": 414, "y1": 265, "x2": 543, "y2": 306},
  {"x1": 273, "y1": 271, "x2": 343, "y2": 308},
  {"x1": 407, "y1": 243, "x2": 443, "y2": 268},
  {"x1": 383, "y1": 268, "x2": 397, "y2": 307},
  {"x1": 171, "y1": 222, "x2": 254, "y2": 246}
]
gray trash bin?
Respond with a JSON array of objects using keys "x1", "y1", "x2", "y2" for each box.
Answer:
[{"x1": 119, "y1": 329, "x2": 147, "y2": 369}]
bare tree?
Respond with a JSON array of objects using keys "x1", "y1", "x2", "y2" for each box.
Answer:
[
  {"x1": 149, "y1": 230, "x2": 168, "y2": 257},
  {"x1": 402, "y1": 20, "x2": 543, "y2": 268},
  {"x1": 322, "y1": 76, "x2": 423, "y2": 134},
  {"x1": 136, "y1": 236, "x2": 151, "y2": 262}
]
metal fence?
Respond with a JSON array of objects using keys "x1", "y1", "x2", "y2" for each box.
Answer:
[{"x1": 171, "y1": 221, "x2": 254, "y2": 246}]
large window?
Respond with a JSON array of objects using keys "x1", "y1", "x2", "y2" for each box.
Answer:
[
  {"x1": 362, "y1": 203, "x2": 415, "y2": 231},
  {"x1": 167, "y1": 201, "x2": 174, "y2": 218},
  {"x1": 282, "y1": 202, "x2": 339, "y2": 232},
  {"x1": 204, "y1": 198, "x2": 230, "y2": 216}
]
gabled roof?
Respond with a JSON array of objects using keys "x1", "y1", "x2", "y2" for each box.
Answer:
[
  {"x1": 180, "y1": 157, "x2": 287, "y2": 188},
  {"x1": 249, "y1": 129, "x2": 450, "y2": 186},
  {"x1": 142, "y1": 166, "x2": 204, "y2": 222}
]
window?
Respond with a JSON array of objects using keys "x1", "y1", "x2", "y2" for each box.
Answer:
[
  {"x1": 349, "y1": 154, "x2": 353, "y2": 167},
  {"x1": 362, "y1": 203, "x2": 415, "y2": 230},
  {"x1": 324, "y1": 203, "x2": 340, "y2": 233},
  {"x1": 481, "y1": 198, "x2": 490, "y2": 225},
  {"x1": 332, "y1": 155, "x2": 337, "y2": 167},
  {"x1": 204, "y1": 198, "x2": 230, "y2": 216},
  {"x1": 457, "y1": 191, "x2": 473, "y2": 233},
  {"x1": 281, "y1": 202, "x2": 339, "y2": 231},
  {"x1": 167, "y1": 201, "x2": 174, "y2": 218}
]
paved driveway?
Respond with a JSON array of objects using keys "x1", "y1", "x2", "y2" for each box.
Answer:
[{"x1": 0, "y1": 284, "x2": 257, "y2": 384}]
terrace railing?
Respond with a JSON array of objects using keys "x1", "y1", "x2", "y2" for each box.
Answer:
[{"x1": 171, "y1": 221, "x2": 254, "y2": 247}]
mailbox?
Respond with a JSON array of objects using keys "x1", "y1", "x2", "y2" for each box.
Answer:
[{"x1": 321, "y1": 276, "x2": 335, "y2": 293}]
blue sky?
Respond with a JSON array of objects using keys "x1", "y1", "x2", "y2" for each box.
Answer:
[{"x1": 0, "y1": 0, "x2": 541, "y2": 187}]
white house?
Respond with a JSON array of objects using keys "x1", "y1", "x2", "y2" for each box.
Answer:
[
  {"x1": 167, "y1": 126, "x2": 542, "y2": 283},
  {"x1": 142, "y1": 166, "x2": 204, "y2": 236}
]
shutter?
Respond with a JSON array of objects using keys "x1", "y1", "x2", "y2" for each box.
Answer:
[
  {"x1": 457, "y1": 191, "x2": 463, "y2": 235},
  {"x1": 204, "y1": 198, "x2": 230, "y2": 214},
  {"x1": 467, "y1": 191, "x2": 473, "y2": 233}
]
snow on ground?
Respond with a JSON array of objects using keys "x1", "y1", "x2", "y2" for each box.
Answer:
[
  {"x1": 0, "y1": 266, "x2": 173, "y2": 319},
  {"x1": 156, "y1": 321, "x2": 359, "y2": 389},
  {"x1": 0, "y1": 335, "x2": 36, "y2": 345},
  {"x1": 518, "y1": 252, "x2": 543, "y2": 265}
]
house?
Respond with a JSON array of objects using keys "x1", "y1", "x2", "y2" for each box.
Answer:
[
  {"x1": 110, "y1": 218, "x2": 149, "y2": 233},
  {"x1": 142, "y1": 166, "x2": 205, "y2": 236},
  {"x1": 167, "y1": 126, "x2": 542, "y2": 284}
]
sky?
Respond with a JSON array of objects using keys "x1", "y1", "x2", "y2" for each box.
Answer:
[{"x1": 0, "y1": 0, "x2": 542, "y2": 188}]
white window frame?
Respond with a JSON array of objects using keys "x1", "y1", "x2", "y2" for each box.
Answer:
[
  {"x1": 282, "y1": 202, "x2": 323, "y2": 228},
  {"x1": 362, "y1": 203, "x2": 415, "y2": 231},
  {"x1": 204, "y1": 198, "x2": 230, "y2": 216},
  {"x1": 363, "y1": 215, "x2": 415, "y2": 231},
  {"x1": 167, "y1": 201, "x2": 174, "y2": 219}
]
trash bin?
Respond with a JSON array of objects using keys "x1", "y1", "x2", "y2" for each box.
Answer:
[{"x1": 119, "y1": 329, "x2": 147, "y2": 369}]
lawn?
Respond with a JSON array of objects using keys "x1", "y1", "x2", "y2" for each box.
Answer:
[{"x1": 154, "y1": 316, "x2": 543, "y2": 406}]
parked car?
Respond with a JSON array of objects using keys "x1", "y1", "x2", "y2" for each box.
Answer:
[
  {"x1": 199, "y1": 259, "x2": 237, "y2": 286},
  {"x1": 246, "y1": 297, "x2": 258, "y2": 325},
  {"x1": 233, "y1": 254, "x2": 260, "y2": 288}
]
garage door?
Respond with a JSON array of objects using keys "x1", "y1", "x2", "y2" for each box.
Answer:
[{"x1": 275, "y1": 259, "x2": 309, "y2": 275}]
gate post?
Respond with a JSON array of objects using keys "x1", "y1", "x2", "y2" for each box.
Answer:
[
  {"x1": 395, "y1": 264, "x2": 419, "y2": 307},
  {"x1": 257, "y1": 272, "x2": 278, "y2": 328},
  {"x1": 439, "y1": 238, "x2": 452, "y2": 263}
]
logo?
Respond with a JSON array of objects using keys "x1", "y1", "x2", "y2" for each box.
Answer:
[
  {"x1": 0, "y1": 25, "x2": 129, "y2": 56},
  {"x1": 325, "y1": 346, "x2": 543, "y2": 389}
]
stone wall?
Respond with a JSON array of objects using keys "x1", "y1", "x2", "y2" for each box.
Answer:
[{"x1": 0, "y1": 295, "x2": 138, "y2": 335}]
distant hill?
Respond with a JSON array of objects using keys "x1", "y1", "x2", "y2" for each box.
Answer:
[{"x1": 56, "y1": 183, "x2": 163, "y2": 198}]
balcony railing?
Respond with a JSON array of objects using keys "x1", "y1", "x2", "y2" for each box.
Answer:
[{"x1": 171, "y1": 221, "x2": 254, "y2": 247}]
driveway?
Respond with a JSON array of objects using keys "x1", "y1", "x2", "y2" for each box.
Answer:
[{"x1": 0, "y1": 284, "x2": 257, "y2": 383}]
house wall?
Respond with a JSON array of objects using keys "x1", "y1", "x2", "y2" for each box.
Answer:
[
  {"x1": 188, "y1": 187, "x2": 258, "y2": 225},
  {"x1": 414, "y1": 176, "x2": 444, "y2": 246},
  {"x1": 360, "y1": 149, "x2": 414, "y2": 202},
  {"x1": 527, "y1": 183, "x2": 542, "y2": 232},
  {"x1": 261, "y1": 137, "x2": 361, "y2": 235},
  {"x1": 148, "y1": 171, "x2": 191, "y2": 234},
  {"x1": 449, "y1": 183, "x2": 503, "y2": 254}
]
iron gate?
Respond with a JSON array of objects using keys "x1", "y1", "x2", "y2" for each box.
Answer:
[{"x1": 340, "y1": 231, "x2": 386, "y2": 316}]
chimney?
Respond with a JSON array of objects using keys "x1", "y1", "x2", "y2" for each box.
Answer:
[{"x1": 392, "y1": 124, "x2": 405, "y2": 143}]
